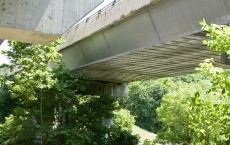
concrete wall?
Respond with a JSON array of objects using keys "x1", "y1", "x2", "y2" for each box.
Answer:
[{"x1": 0, "y1": 0, "x2": 103, "y2": 44}]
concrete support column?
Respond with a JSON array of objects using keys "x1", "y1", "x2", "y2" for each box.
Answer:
[
  {"x1": 84, "y1": 81, "x2": 128, "y2": 98},
  {"x1": 84, "y1": 81, "x2": 128, "y2": 128}
]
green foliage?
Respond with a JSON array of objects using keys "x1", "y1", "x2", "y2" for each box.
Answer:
[
  {"x1": 0, "y1": 112, "x2": 39, "y2": 145},
  {"x1": 156, "y1": 75, "x2": 209, "y2": 144},
  {"x1": 119, "y1": 75, "x2": 202, "y2": 134},
  {"x1": 43, "y1": 93, "x2": 118, "y2": 145},
  {"x1": 0, "y1": 66, "x2": 139, "y2": 145},
  {"x1": 2, "y1": 40, "x2": 62, "y2": 92},
  {"x1": 200, "y1": 19, "x2": 230, "y2": 54},
  {"x1": 186, "y1": 20, "x2": 230, "y2": 144},
  {"x1": 154, "y1": 22, "x2": 230, "y2": 144},
  {"x1": 0, "y1": 77, "x2": 17, "y2": 123},
  {"x1": 108, "y1": 109, "x2": 139, "y2": 145},
  {"x1": 143, "y1": 139, "x2": 154, "y2": 145},
  {"x1": 113, "y1": 109, "x2": 135, "y2": 132},
  {"x1": 0, "y1": 40, "x2": 62, "y2": 145},
  {"x1": 108, "y1": 131, "x2": 139, "y2": 145},
  {"x1": 0, "y1": 41, "x2": 139, "y2": 145},
  {"x1": 119, "y1": 79, "x2": 169, "y2": 133},
  {"x1": 188, "y1": 59, "x2": 230, "y2": 144}
]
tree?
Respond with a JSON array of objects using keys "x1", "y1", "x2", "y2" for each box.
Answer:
[
  {"x1": 154, "y1": 21, "x2": 230, "y2": 144},
  {"x1": 119, "y1": 79, "x2": 169, "y2": 133},
  {"x1": 0, "y1": 40, "x2": 62, "y2": 145},
  {"x1": 0, "y1": 75, "x2": 18, "y2": 123},
  {"x1": 187, "y1": 21, "x2": 230, "y2": 144},
  {"x1": 156, "y1": 74, "x2": 209, "y2": 144},
  {"x1": 0, "y1": 41, "x2": 139, "y2": 145}
]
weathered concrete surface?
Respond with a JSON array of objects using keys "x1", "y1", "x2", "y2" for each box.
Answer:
[
  {"x1": 60, "y1": 0, "x2": 162, "y2": 49},
  {"x1": 0, "y1": 0, "x2": 103, "y2": 44},
  {"x1": 60, "y1": 0, "x2": 230, "y2": 49},
  {"x1": 84, "y1": 82, "x2": 128, "y2": 97},
  {"x1": 0, "y1": 26, "x2": 59, "y2": 44},
  {"x1": 225, "y1": 0, "x2": 230, "y2": 11},
  {"x1": 59, "y1": 0, "x2": 230, "y2": 83}
]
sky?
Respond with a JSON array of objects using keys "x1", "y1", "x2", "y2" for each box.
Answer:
[
  {"x1": 78, "y1": 0, "x2": 114, "y2": 23},
  {"x1": 0, "y1": 40, "x2": 10, "y2": 65},
  {"x1": 0, "y1": 0, "x2": 114, "y2": 65}
]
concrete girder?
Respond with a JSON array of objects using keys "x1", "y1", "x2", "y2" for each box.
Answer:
[
  {"x1": 0, "y1": 0, "x2": 103, "y2": 44},
  {"x1": 59, "y1": 0, "x2": 230, "y2": 83},
  {"x1": 60, "y1": 0, "x2": 162, "y2": 49}
]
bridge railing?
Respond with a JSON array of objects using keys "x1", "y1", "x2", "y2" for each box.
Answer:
[{"x1": 66, "y1": 0, "x2": 123, "y2": 34}]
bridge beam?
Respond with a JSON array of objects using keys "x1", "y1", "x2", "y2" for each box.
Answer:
[
  {"x1": 0, "y1": 0, "x2": 103, "y2": 44},
  {"x1": 60, "y1": 0, "x2": 161, "y2": 49},
  {"x1": 59, "y1": 0, "x2": 230, "y2": 83}
]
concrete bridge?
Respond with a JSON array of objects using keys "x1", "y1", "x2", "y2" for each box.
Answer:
[
  {"x1": 0, "y1": 0, "x2": 103, "y2": 44},
  {"x1": 1, "y1": 0, "x2": 230, "y2": 97},
  {"x1": 59, "y1": 0, "x2": 230, "y2": 83}
]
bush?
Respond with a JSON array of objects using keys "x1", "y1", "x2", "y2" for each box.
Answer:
[
  {"x1": 0, "y1": 68, "x2": 140, "y2": 145},
  {"x1": 113, "y1": 109, "x2": 135, "y2": 132},
  {"x1": 155, "y1": 74, "x2": 210, "y2": 144},
  {"x1": 119, "y1": 79, "x2": 169, "y2": 133},
  {"x1": 108, "y1": 109, "x2": 139, "y2": 145}
]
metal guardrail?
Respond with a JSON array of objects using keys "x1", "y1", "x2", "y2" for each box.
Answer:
[{"x1": 69, "y1": 0, "x2": 123, "y2": 31}]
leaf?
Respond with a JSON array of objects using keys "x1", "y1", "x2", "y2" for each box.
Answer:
[
  {"x1": 195, "y1": 92, "x2": 200, "y2": 98},
  {"x1": 221, "y1": 88, "x2": 225, "y2": 94}
]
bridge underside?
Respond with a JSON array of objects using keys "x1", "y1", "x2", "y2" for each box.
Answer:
[
  {"x1": 59, "y1": 0, "x2": 230, "y2": 83},
  {"x1": 0, "y1": 0, "x2": 103, "y2": 44},
  {"x1": 74, "y1": 33, "x2": 226, "y2": 83}
]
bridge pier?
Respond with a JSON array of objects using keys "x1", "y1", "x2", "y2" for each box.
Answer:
[
  {"x1": 84, "y1": 81, "x2": 128, "y2": 127},
  {"x1": 84, "y1": 81, "x2": 128, "y2": 98}
]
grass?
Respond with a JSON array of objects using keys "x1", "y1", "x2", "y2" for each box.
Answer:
[{"x1": 132, "y1": 125, "x2": 156, "y2": 144}]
